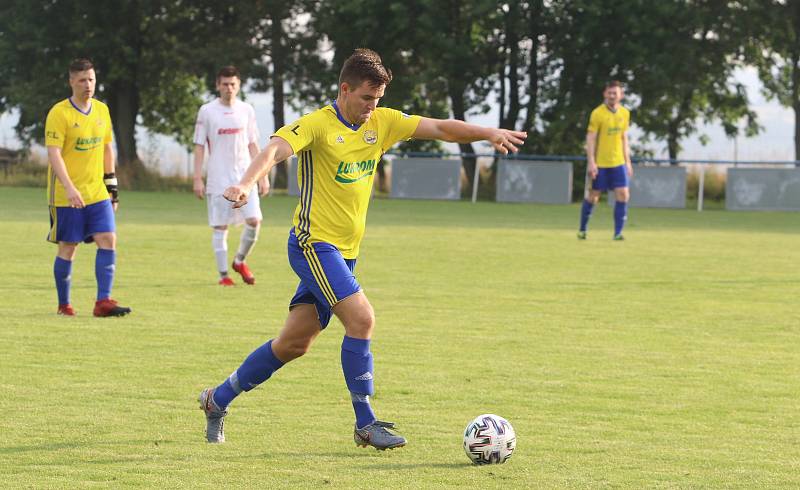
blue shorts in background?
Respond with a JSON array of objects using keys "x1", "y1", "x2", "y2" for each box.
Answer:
[
  {"x1": 287, "y1": 228, "x2": 361, "y2": 329},
  {"x1": 592, "y1": 165, "x2": 629, "y2": 191},
  {"x1": 47, "y1": 199, "x2": 115, "y2": 244}
]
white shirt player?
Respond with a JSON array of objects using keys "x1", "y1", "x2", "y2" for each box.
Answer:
[{"x1": 193, "y1": 99, "x2": 260, "y2": 195}]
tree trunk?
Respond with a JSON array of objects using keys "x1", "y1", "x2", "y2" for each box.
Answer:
[
  {"x1": 792, "y1": 50, "x2": 800, "y2": 164},
  {"x1": 522, "y1": 0, "x2": 542, "y2": 149},
  {"x1": 667, "y1": 125, "x2": 679, "y2": 162},
  {"x1": 449, "y1": 85, "x2": 477, "y2": 187},
  {"x1": 270, "y1": 8, "x2": 289, "y2": 187},
  {"x1": 501, "y1": 1, "x2": 521, "y2": 130},
  {"x1": 108, "y1": 80, "x2": 140, "y2": 167}
]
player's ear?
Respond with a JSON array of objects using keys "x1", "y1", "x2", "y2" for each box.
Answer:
[{"x1": 340, "y1": 82, "x2": 350, "y2": 96}]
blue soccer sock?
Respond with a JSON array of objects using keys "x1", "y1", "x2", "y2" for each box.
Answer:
[
  {"x1": 341, "y1": 335, "x2": 376, "y2": 429},
  {"x1": 213, "y1": 339, "x2": 285, "y2": 409},
  {"x1": 54, "y1": 257, "x2": 73, "y2": 305},
  {"x1": 614, "y1": 201, "x2": 628, "y2": 236},
  {"x1": 95, "y1": 248, "x2": 115, "y2": 300},
  {"x1": 579, "y1": 199, "x2": 595, "y2": 232}
]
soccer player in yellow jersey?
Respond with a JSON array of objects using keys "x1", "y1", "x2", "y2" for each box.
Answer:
[
  {"x1": 578, "y1": 80, "x2": 633, "y2": 240},
  {"x1": 199, "y1": 49, "x2": 527, "y2": 449},
  {"x1": 45, "y1": 59, "x2": 131, "y2": 317}
]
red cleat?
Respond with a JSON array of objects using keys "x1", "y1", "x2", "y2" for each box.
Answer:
[
  {"x1": 93, "y1": 298, "x2": 132, "y2": 317},
  {"x1": 57, "y1": 304, "x2": 76, "y2": 316},
  {"x1": 232, "y1": 260, "x2": 255, "y2": 285},
  {"x1": 219, "y1": 276, "x2": 235, "y2": 287}
]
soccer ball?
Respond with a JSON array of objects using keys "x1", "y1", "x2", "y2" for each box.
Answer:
[{"x1": 463, "y1": 414, "x2": 516, "y2": 465}]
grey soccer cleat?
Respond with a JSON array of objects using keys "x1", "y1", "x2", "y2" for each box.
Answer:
[
  {"x1": 354, "y1": 420, "x2": 407, "y2": 450},
  {"x1": 198, "y1": 388, "x2": 228, "y2": 443}
]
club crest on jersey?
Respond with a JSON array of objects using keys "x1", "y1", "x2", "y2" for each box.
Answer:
[
  {"x1": 363, "y1": 130, "x2": 377, "y2": 145},
  {"x1": 335, "y1": 159, "x2": 376, "y2": 184}
]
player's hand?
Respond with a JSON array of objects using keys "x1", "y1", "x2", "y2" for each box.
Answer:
[
  {"x1": 223, "y1": 184, "x2": 249, "y2": 209},
  {"x1": 258, "y1": 177, "x2": 270, "y2": 197},
  {"x1": 489, "y1": 129, "x2": 527, "y2": 155},
  {"x1": 626, "y1": 164, "x2": 634, "y2": 178},
  {"x1": 112, "y1": 201, "x2": 118, "y2": 212},
  {"x1": 66, "y1": 186, "x2": 85, "y2": 208},
  {"x1": 193, "y1": 178, "x2": 205, "y2": 199},
  {"x1": 588, "y1": 162, "x2": 599, "y2": 179}
]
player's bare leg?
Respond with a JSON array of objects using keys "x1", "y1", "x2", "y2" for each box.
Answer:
[
  {"x1": 333, "y1": 292, "x2": 406, "y2": 450},
  {"x1": 55, "y1": 242, "x2": 78, "y2": 316},
  {"x1": 200, "y1": 304, "x2": 321, "y2": 443},
  {"x1": 232, "y1": 217, "x2": 260, "y2": 285},
  {"x1": 92, "y1": 232, "x2": 131, "y2": 317}
]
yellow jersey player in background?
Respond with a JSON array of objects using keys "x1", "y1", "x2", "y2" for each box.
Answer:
[
  {"x1": 198, "y1": 48, "x2": 527, "y2": 449},
  {"x1": 578, "y1": 80, "x2": 633, "y2": 240},
  {"x1": 45, "y1": 58, "x2": 131, "y2": 317}
]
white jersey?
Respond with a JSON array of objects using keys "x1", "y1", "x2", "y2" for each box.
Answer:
[{"x1": 193, "y1": 98, "x2": 260, "y2": 194}]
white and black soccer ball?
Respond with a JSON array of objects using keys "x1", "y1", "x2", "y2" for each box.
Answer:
[{"x1": 463, "y1": 414, "x2": 516, "y2": 465}]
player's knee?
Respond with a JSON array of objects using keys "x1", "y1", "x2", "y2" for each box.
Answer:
[
  {"x1": 346, "y1": 307, "x2": 375, "y2": 338},
  {"x1": 282, "y1": 337, "x2": 314, "y2": 360}
]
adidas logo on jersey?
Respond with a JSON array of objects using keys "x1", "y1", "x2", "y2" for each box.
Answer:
[
  {"x1": 336, "y1": 136, "x2": 344, "y2": 144},
  {"x1": 355, "y1": 372, "x2": 373, "y2": 381}
]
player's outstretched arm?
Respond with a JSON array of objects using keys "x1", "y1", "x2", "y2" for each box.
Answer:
[
  {"x1": 223, "y1": 136, "x2": 293, "y2": 207},
  {"x1": 413, "y1": 118, "x2": 527, "y2": 154}
]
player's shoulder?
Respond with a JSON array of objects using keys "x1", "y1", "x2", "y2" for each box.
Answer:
[
  {"x1": 590, "y1": 104, "x2": 606, "y2": 116},
  {"x1": 47, "y1": 98, "x2": 71, "y2": 116},
  {"x1": 298, "y1": 104, "x2": 335, "y2": 127},
  {"x1": 91, "y1": 98, "x2": 112, "y2": 116},
  {"x1": 239, "y1": 100, "x2": 257, "y2": 112},
  {"x1": 198, "y1": 99, "x2": 219, "y2": 113},
  {"x1": 619, "y1": 105, "x2": 631, "y2": 117}
]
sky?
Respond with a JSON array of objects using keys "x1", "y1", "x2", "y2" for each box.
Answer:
[{"x1": 1, "y1": 66, "x2": 795, "y2": 176}]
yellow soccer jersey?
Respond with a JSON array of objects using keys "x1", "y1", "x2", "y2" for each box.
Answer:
[
  {"x1": 587, "y1": 104, "x2": 629, "y2": 168},
  {"x1": 45, "y1": 98, "x2": 113, "y2": 206},
  {"x1": 274, "y1": 104, "x2": 421, "y2": 259}
]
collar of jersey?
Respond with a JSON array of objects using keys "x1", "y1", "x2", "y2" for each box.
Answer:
[
  {"x1": 69, "y1": 97, "x2": 92, "y2": 116},
  {"x1": 332, "y1": 100, "x2": 361, "y2": 131}
]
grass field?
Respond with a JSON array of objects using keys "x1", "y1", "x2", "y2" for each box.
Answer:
[{"x1": 1, "y1": 186, "x2": 799, "y2": 489}]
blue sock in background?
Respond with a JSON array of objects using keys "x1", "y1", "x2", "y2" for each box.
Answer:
[
  {"x1": 579, "y1": 199, "x2": 594, "y2": 232},
  {"x1": 214, "y1": 339, "x2": 284, "y2": 409},
  {"x1": 54, "y1": 257, "x2": 72, "y2": 305},
  {"x1": 614, "y1": 201, "x2": 628, "y2": 236},
  {"x1": 95, "y1": 248, "x2": 115, "y2": 300},
  {"x1": 341, "y1": 335, "x2": 376, "y2": 429}
]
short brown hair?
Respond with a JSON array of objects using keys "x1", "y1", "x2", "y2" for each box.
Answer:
[
  {"x1": 69, "y1": 58, "x2": 94, "y2": 74},
  {"x1": 339, "y1": 49, "x2": 392, "y2": 89},
  {"x1": 217, "y1": 65, "x2": 241, "y2": 81},
  {"x1": 605, "y1": 80, "x2": 624, "y2": 90}
]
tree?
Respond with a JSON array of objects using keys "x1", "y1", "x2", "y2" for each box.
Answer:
[
  {"x1": 748, "y1": 0, "x2": 800, "y2": 163},
  {"x1": 627, "y1": 0, "x2": 758, "y2": 162},
  {"x1": 0, "y1": 0, "x2": 258, "y2": 167}
]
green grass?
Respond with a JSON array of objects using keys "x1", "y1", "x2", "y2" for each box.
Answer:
[{"x1": 1, "y1": 186, "x2": 799, "y2": 489}]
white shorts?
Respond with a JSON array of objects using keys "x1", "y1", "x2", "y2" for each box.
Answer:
[{"x1": 207, "y1": 189, "x2": 262, "y2": 227}]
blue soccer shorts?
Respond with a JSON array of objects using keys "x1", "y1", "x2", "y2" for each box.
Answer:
[
  {"x1": 47, "y1": 199, "x2": 115, "y2": 244},
  {"x1": 287, "y1": 227, "x2": 361, "y2": 329},
  {"x1": 592, "y1": 165, "x2": 629, "y2": 191}
]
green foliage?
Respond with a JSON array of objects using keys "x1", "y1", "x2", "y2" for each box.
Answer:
[
  {"x1": 139, "y1": 74, "x2": 206, "y2": 148},
  {"x1": 0, "y1": 0, "x2": 259, "y2": 162}
]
